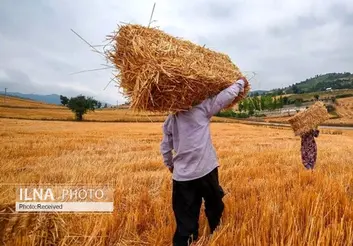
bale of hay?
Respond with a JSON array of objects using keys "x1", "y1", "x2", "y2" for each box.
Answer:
[
  {"x1": 288, "y1": 102, "x2": 330, "y2": 136},
  {"x1": 107, "y1": 24, "x2": 250, "y2": 112}
]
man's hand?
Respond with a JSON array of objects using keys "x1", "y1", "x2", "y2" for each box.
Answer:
[
  {"x1": 168, "y1": 166, "x2": 174, "y2": 173},
  {"x1": 239, "y1": 76, "x2": 249, "y2": 90}
]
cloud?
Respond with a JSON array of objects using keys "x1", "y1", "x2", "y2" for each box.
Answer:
[{"x1": 0, "y1": 0, "x2": 353, "y2": 104}]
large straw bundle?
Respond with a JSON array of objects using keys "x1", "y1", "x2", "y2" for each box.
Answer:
[
  {"x1": 288, "y1": 101, "x2": 330, "y2": 136},
  {"x1": 107, "y1": 24, "x2": 250, "y2": 112}
]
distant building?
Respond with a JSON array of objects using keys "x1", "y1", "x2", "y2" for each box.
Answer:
[{"x1": 326, "y1": 87, "x2": 332, "y2": 91}]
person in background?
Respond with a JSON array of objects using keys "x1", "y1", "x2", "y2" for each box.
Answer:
[
  {"x1": 160, "y1": 77, "x2": 248, "y2": 246},
  {"x1": 301, "y1": 128, "x2": 320, "y2": 170}
]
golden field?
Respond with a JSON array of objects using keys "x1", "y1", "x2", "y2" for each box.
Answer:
[
  {"x1": 0, "y1": 96, "x2": 166, "y2": 122},
  {"x1": 1, "y1": 118, "x2": 353, "y2": 245},
  {"x1": 335, "y1": 97, "x2": 353, "y2": 121}
]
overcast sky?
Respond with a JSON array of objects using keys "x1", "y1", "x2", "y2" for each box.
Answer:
[{"x1": 0, "y1": 0, "x2": 352, "y2": 104}]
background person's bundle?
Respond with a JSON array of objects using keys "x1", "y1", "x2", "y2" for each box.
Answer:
[
  {"x1": 107, "y1": 24, "x2": 250, "y2": 112},
  {"x1": 288, "y1": 101, "x2": 330, "y2": 136}
]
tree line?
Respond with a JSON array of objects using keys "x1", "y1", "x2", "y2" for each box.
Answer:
[{"x1": 238, "y1": 96, "x2": 286, "y2": 115}]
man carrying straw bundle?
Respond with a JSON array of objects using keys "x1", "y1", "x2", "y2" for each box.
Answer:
[{"x1": 160, "y1": 77, "x2": 249, "y2": 246}]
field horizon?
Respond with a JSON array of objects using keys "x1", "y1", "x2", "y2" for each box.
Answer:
[{"x1": 1, "y1": 95, "x2": 353, "y2": 128}]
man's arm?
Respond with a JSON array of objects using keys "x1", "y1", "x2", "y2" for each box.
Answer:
[
  {"x1": 160, "y1": 118, "x2": 174, "y2": 169},
  {"x1": 200, "y1": 78, "x2": 247, "y2": 118}
]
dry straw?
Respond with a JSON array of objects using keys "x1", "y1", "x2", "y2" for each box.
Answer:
[
  {"x1": 107, "y1": 24, "x2": 250, "y2": 112},
  {"x1": 288, "y1": 101, "x2": 330, "y2": 136}
]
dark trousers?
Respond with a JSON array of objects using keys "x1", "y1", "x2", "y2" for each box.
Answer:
[{"x1": 172, "y1": 167, "x2": 225, "y2": 246}]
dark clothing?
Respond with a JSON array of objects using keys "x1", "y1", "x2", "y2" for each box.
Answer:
[
  {"x1": 172, "y1": 167, "x2": 225, "y2": 246},
  {"x1": 301, "y1": 129, "x2": 320, "y2": 169}
]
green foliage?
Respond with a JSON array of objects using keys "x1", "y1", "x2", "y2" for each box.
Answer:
[
  {"x1": 215, "y1": 110, "x2": 249, "y2": 118},
  {"x1": 216, "y1": 109, "x2": 237, "y2": 117},
  {"x1": 238, "y1": 95, "x2": 285, "y2": 115},
  {"x1": 67, "y1": 95, "x2": 97, "y2": 121},
  {"x1": 97, "y1": 101, "x2": 102, "y2": 109},
  {"x1": 278, "y1": 96, "x2": 284, "y2": 108},
  {"x1": 314, "y1": 94, "x2": 320, "y2": 100},
  {"x1": 60, "y1": 95, "x2": 69, "y2": 106},
  {"x1": 238, "y1": 101, "x2": 244, "y2": 112},
  {"x1": 236, "y1": 112, "x2": 250, "y2": 118},
  {"x1": 272, "y1": 97, "x2": 277, "y2": 110},
  {"x1": 248, "y1": 99, "x2": 255, "y2": 116},
  {"x1": 291, "y1": 85, "x2": 302, "y2": 94},
  {"x1": 295, "y1": 98, "x2": 303, "y2": 107},
  {"x1": 252, "y1": 97, "x2": 261, "y2": 111},
  {"x1": 271, "y1": 73, "x2": 353, "y2": 95},
  {"x1": 260, "y1": 96, "x2": 266, "y2": 109}
]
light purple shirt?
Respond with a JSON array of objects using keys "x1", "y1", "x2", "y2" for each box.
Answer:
[{"x1": 160, "y1": 79, "x2": 245, "y2": 181}]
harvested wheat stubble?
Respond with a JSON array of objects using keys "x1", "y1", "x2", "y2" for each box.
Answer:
[
  {"x1": 107, "y1": 24, "x2": 250, "y2": 112},
  {"x1": 288, "y1": 101, "x2": 330, "y2": 136}
]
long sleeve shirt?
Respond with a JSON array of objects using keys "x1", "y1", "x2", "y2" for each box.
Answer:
[{"x1": 160, "y1": 79, "x2": 245, "y2": 181}]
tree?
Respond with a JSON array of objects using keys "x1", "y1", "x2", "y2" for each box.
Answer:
[
  {"x1": 282, "y1": 96, "x2": 289, "y2": 105},
  {"x1": 60, "y1": 95, "x2": 69, "y2": 106},
  {"x1": 97, "y1": 101, "x2": 102, "y2": 109},
  {"x1": 253, "y1": 92, "x2": 260, "y2": 97},
  {"x1": 292, "y1": 85, "x2": 299, "y2": 94},
  {"x1": 272, "y1": 97, "x2": 278, "y2": 110},
  {"x1": 252, "y1": 97, "x2": 261, "y2": 111},
  {"x1": 104, "y1": 103, "x2": 108, "y2": 108},
  {"x1": 248, "y1": 100, "x2": 255, "y2": 116},
  {"x1": 314, "y1": 94, "x2": 320, "y2": 101},
  {"x1": 67, "y1": 95, "x2": 97, "y2": 121},
  {"x1": 292, "y1": 85, "x2": 303, "y2": 94},
  {"x1": 260, "y1": 96, "x2": 266, "y2": 111},
  {"x1": 243, "y1": 99, "x2": 249, "y2": 113},
  {"x1": 264, "y1": 96, "x2": 273, "y2": 110},
  {"x1": 238, "y1": 101, "x2": 244, "y2": 112},
  {"x1": 278, "y1": 96, "x2": 284, "y2": 108},
  {"x1": 275, "y1": 89, "x2": 283, "y2": 96}
]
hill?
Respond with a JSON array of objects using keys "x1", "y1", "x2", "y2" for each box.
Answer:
[
  {"x1": 6, "y1": 92, "x2": 62, "y2": 105},
  {"x1": 0, "y1": 95, "x2": 65, "y2": 109},
  {"x1": 270, "y1": 72, "x2": 353, "y2": 95},
  {"x1": 248, "y1": 90, "x2": 268, "y2": 97},
  {"x1": 2, "y1": 92, "x2": 113, "y2": 107}
]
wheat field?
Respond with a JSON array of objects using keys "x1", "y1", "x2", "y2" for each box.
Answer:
[
  {"x1": 1, "y1": 118, "x2": 353, "y2": 245},
  {"x1": 335, "y1": 97, "x2": 353, "y2": 121}
]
